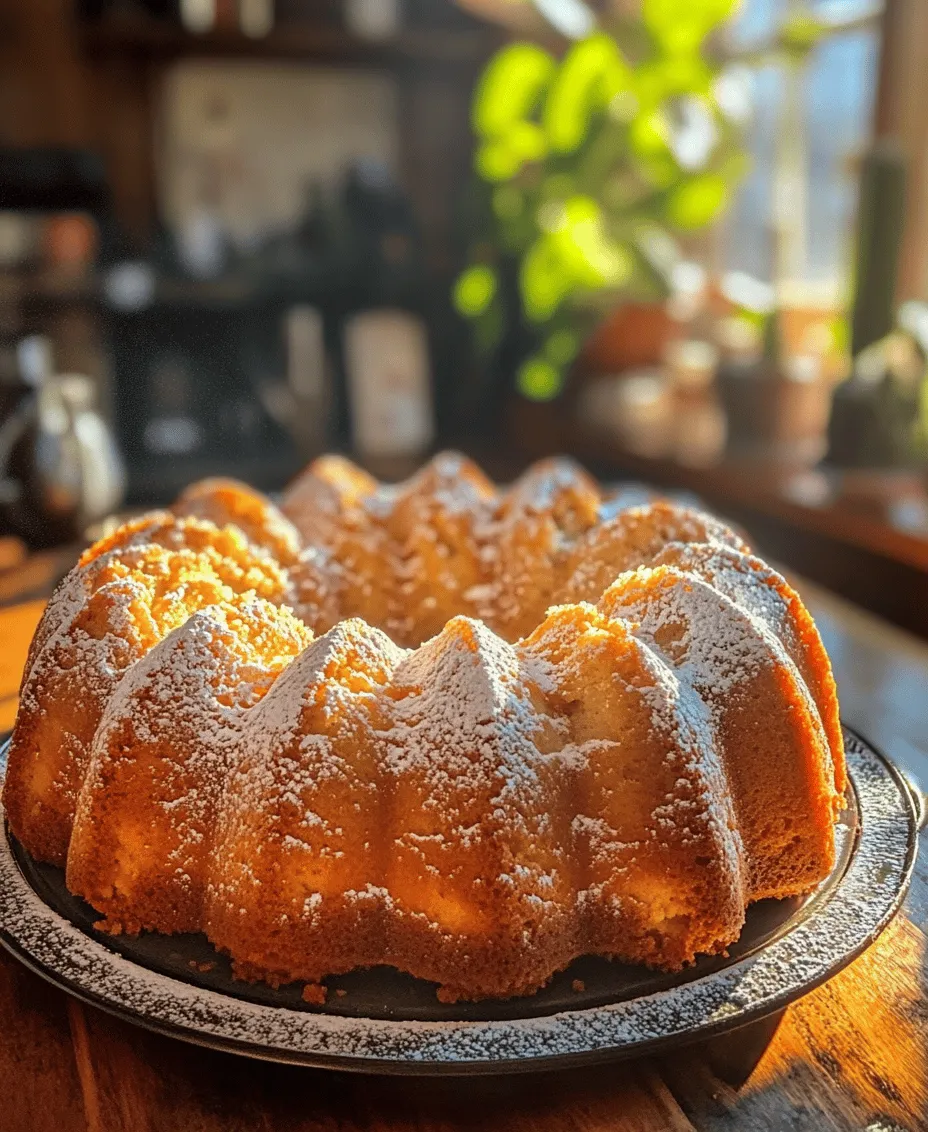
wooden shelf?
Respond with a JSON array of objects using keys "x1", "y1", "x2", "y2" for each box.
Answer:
[
  {"x1": 577, "y1": 442, "x2": 928, "y2": 574},
  {"x1": 0, "y1": 270, "x2": 100, "y2": 309},
  {"x1": 555, "y1": 428, "x2": 928, "y2": 639},
  {"x1": 80, "y1": 13, "x2": 496, "y2": 68}
]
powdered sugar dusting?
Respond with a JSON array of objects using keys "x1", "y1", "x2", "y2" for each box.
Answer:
[
  {"x1": 602, "y1": 566, "x2": 781, "y2": 698},
  {"x1": 279, "y1": 452, "x2": 710, "y2": 646},
  {"x1": 0, "y1": 733, "x2": 912, "y2": 1068}
]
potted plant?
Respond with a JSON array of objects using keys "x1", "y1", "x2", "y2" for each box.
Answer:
[{"x1": 454, "y1": 0, "x2": 749, "y2": 420}]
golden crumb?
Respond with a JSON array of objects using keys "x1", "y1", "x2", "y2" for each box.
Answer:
[{"x1": 301, "y1": 983, "x2": 327, "y2": 1005}]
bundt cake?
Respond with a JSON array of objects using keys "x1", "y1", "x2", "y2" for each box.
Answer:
[{"x1": 2, "y1": 453, "x2": 845, "y2": 1002}]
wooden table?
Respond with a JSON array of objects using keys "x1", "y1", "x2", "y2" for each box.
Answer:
[{"x1": 0, "y1": 575, "x2": 926, "y2": 1131}]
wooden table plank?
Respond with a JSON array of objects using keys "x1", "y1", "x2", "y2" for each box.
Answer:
[
  {"x1": 0, "y1": 945, "x2": 85, "y2": 1132},
  {"x1": 662, "y1": 917, "x2": 926, "y2": 1131}
]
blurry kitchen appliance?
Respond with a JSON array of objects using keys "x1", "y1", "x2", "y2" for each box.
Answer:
[
  {"x1": 0, "y1": 149, "x2": 120, "y2": 544},
  {"x1": 0, "y1": 338, "x2": 124, "y2": 547}
]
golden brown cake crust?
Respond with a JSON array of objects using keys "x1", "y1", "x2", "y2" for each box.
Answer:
[
  {"x1": 4, "y1": 519, "x2": 289, "y2": 864},
  {"x1": 66, "y1": 600, "x2": 311, "y2": 935},
  {"x1": 3, "y1": 452, "x2": 845, "y2": 1001}
]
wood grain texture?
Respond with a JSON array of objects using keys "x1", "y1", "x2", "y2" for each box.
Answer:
[{"x1": 0, "y1": 576, "x2": 925, "y2": 1131}]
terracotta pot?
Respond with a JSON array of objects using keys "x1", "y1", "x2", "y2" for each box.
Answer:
[
  {"x1": 779, "y1": 305, "x2": 845, "y2": 384},
  {"x1": 580, "y1": 302, "x2": 675, "y2": 374},
  {"x1": 718, "y1": 358, "x2": 832, "y2": 466}
]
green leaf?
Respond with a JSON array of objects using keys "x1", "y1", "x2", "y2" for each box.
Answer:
[
  {"x1": 665, "y1": 172, "x2": 728, "y2": 228},
  {"x1": 476, "y1": 140, "x2": 520, "y2": 182},
  {"x1": 475, "y1": 121, "x2": 547, "y2": 183},
  {"x1": 628, "y1": 108, "x2": 670, "y2": 157},
  {"x1": 643, "y1": 0, "x2": 739, "y2": 56},
  {"x1": 828, "y1": 315, "x2": 850, "y2": 358},
  {"x1": 453, "y1": 265, "x2": 498, "y2": 318},
  {"x1": 546, "y1": 196, "x2": 634, "y2": 287},
  {"x1": 473, "y1": 43, "x2": 556, "y2": 140},
  {"x1": 517, "y1": 356, "x2": 563, "y2": 401},
  {"x1": 634, "y1": 56, "x2": 712, "y2": 106},
  {"x1": 509, "y1": 121, "x2": 549, "y2": 161},
  {"x1": 520, "y1": 237, "x2": 569, "y2": 321},
  {"x1": 628, "y1": 111, "x2": 679, "y2": 188},
  {"x1": 543, "y1": 34, "x2": 631, "y2": 154}
]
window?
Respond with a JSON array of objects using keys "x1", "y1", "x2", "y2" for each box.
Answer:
[{"x1": 723, "y1": 0, "x2": 880, "y2": 298}]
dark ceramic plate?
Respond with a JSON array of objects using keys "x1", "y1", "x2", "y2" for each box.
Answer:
[{"x1": 0, "y1": 728, "x2": 918, "y2": 1074}]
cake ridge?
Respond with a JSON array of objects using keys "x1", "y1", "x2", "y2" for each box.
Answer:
[
  {"x1": 649, "y1": 540, "x2": 844, "y2": 794},
  {"x1": 601, "y1": 565, "x2": 836, "y2": 899},
  {"x1": 65, "y1": 598, "x2": 311, "y2": 935}
]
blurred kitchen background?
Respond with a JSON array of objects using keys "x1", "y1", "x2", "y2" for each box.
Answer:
[{"x1": 3, "y1": 0, "x2": 928, "y2": 634}]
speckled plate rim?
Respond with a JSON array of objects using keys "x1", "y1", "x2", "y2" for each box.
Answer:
[{"x1": 0, "y1": 728, "x2": 917, "y2": 1076}]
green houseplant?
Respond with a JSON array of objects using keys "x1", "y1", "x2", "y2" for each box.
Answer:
[{"x1": 454, "y1": 0, "x2": 749, "y2": 403}]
